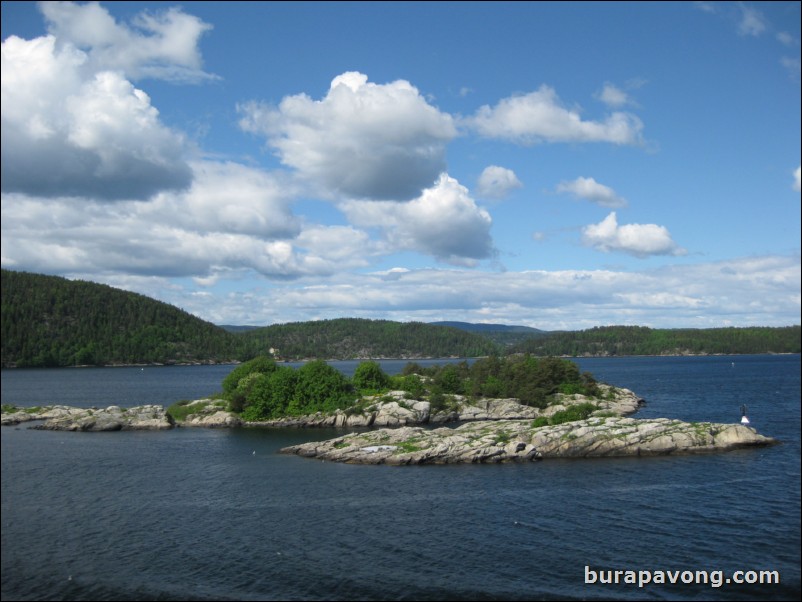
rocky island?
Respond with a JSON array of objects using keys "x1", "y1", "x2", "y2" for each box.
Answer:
[
  {"x1": 279, "y1": 417, "x2": 774, "y2": 465},
  {"x1": 1, "y1": 384, "x2": 777, "y2": 463},
  {"x1": 273, "y1": 384, "x2": 776, "y2": 463},
  {"x1": 1, "y1": 404, "x2": 174, "y2": 431}
]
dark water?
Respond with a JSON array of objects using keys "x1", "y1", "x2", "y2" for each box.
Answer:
[{"x1": 2, "y1": 355, "x2": 800, "y2": 601}]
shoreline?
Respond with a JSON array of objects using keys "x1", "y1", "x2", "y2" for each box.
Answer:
[
  {"x1": 2, "y1": 351, "x2": 799, "y2": 370},
  {"x1": 1, "y1": 385, "x2": 779, "y2": 463}
]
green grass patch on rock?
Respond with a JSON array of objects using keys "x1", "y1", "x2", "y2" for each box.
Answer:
[{"x1": 166, "y1": 400, "x2": 203, "y2": 422}]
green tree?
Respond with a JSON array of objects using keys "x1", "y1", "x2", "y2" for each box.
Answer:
[
  {"x1": 434, "y1": 364, "x2": 464, "y2": 394},
  {"x1": 290, "y1": 360, "x2": 355, "y2": 415},
  {"x1": 222, "y1": 356, "x2": 277, "y2": 396},
  {"x1": 352, "y1": 361, "x2": 391, "y2": 392},
  {"x1": 242, "y1": 366, "x2": 298, "y2": 420},
  {"x1": 389, "y1": 374, "x2": 426, "y2": 399},
  {"x1": 222, "y1": 356, "x2": 278, "y2": 412}
]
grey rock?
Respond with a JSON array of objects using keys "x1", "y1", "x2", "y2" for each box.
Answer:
[
  {"x1": 184, "y1": 410, "x2": 242, "y2": 428},
  {"x1": 178, "y1": 399, "x2": 242, "y2": 428},
  {"x1": 248, "y1": 385, "x2": 644, "y2": 429},
  {"x1": 19, "y1": 405, "x2": 175, "y2": 431},
  {"x1": 279, "y1": 417, "x2": 776, "y2": 465}
]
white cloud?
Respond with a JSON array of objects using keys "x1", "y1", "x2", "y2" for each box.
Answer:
[
  {"x1": 39, "y1": 1, "x2": 216, "y2": 82},
  {"x1": 238, "y1": 71, "x2": 457, "y2": 201},
  {"x1": 555, "y1": 177, "x2": 627, "y2": 208},
  {"x1": 467, "y1": 84, "x2": 644, "y2": 145},
  {"x1": 781, "y1": 56, "x2": 801, "y2": 80},
  {"x1": 0, "y1": 158, "x2": 381, "y2": 281},
  {"x1": 776, "y1": 32, "x2": 799, "y2": 47},
  {"x1": 294, "y1": 225, "x2": 379, "y2": 271},
  {"x1": 159, "y1": 255, "x2": 800, "y2": 329},
  {"x1": 794, "y1": 165, "x2": 801, "y2": 192},
  {"x1": 1, "y1": 33, "x2": 193, "y2": 200},
  {"x1": 0, "y1": 165, "x2": 493, "y2": 281},
  {"x1": 477, "y1": 166, "x2": 522, "y2": 199},
  {"x1": 596, "y1": 83, "x2": 631, "y2": 108},
  {"x1": 693, "y1": 2, "x2": 718, "y2": 14},
  {"x1": 147, "y1": 161, "x2": 301, "y2": 239},
  {"x1": 582, "y1": 212, "x2": 685, "y2": 258},
  {"x1": 339, "y1": 173, "x2": 494, "y2": 265},
  {"x1": 0, "y1": 199, "x2": 348, "y2": 281},
  {"x1": 737, "y1": 3, "x2": 767, "y2": 37}
]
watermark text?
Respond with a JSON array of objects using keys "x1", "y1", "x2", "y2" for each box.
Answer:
[{"x1": 585, "y1": 565, "x2": 780, "y2": 589}]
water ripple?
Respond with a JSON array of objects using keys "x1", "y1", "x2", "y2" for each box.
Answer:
[{"x1": 2, "y1": 355, "x2": 800, "y2": 601}]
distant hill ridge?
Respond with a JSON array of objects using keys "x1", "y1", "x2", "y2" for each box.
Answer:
[
  {"x1": 431, "y1": 320, "x2": 552, "y2": 347},
  {"x1": 431, "y1": 321, "x2": 546, "y2": 334},
  {"x1": 435, "y1": 321, "x2": 799, "y2": 356},
  {"x1": 235, "y1": 318, "x2": 499, "y2": 360},
  {"x1": 508, "y1": 324, "x2": 801, "y2": 356},
  {"x1": 219, "y1": 325, "x2": 261, "y2": 334}
]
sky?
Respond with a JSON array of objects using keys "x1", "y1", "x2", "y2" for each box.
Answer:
[{"x1": 1, "y1": 1, "x2": 800, "y2": 330}]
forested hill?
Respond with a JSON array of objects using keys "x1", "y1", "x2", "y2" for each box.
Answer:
[
  {"x1": 431, "y1": 321, "x2": 548, "y2": 347},
  {"x1": 1, "y1": 269, "x2": 241, "y2": 367},
  {"x1": 0, "y1": 270, "x2": 499, "y2": 366},
  {"x1": 509, "y1": 325, "x2": 801, "y2": 356},
  {"x1": 237, "y1": 318, "x2": 500, "y2": 360}
]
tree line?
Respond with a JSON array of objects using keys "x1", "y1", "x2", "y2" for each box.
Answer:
[
  {"x1": 237, "y1": 318, "x2": 499, "y2": 360},
  {"x1": 2, "y1": 269, "x2": 799, "y2": 368},
  {"x1": 508, "y1": 325, "x2": 801, "y2": 356}
]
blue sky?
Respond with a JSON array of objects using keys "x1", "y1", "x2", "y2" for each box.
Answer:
[{"x1": 1, "y1": 1, "x2": 800, "y2": 329}]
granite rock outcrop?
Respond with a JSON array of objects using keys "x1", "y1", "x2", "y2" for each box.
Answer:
[
  {"x1": 280, "y1": 417, "x2": 776, "y2": 465},
  {"x1": 2, "y1": 404, "x2": 175, "y2": 431}
]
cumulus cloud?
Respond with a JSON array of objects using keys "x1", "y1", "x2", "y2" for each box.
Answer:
[
  {"x1": 238, "y1": 71, "x2": 457, "y2": 201},
  {"x1": 467, "y1": 84, "x2": 644, "y2": 145},
  {"x1": 555, "y1": 176, "x2": 627, "y2": 208},
  {"x1": 737, "y1": 3, "x2": 767, "y2": 37},
  {"x1": 1, "y1": 196, "x2": 346, "y2": 281},
  {"x1": 39, "y1": 1, "x2": 216, "y2": 82},
  {"x1": 582, "y1": 212, "x2": 685, "y2": 258},
  {"x1": 794, "y1": 165, "x2": 801, "y2": 192},
  {"x1": 1, "y1": 32, "x2": 193, "y2": 200},
  {"x1": 0, "y1": 159, "x2": 379, "y2": 281},
  {"x1": 339, "y1": 174, "x2": 494, "y2": 265},
  {"x1": 476, "y1": 166, "x2": 522, "y2": 199},
  {"x1": 147, "y1": 162, "x2": 301, "y2": 239}
]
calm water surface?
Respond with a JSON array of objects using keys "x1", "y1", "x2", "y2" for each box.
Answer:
[{"x1": 2, "y1": 355, "x2": 800, "y2": 601}]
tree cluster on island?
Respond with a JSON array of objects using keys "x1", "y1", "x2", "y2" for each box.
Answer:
[{"x1": 199, "y1": 354, "x2": 602, "y2": 423}]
